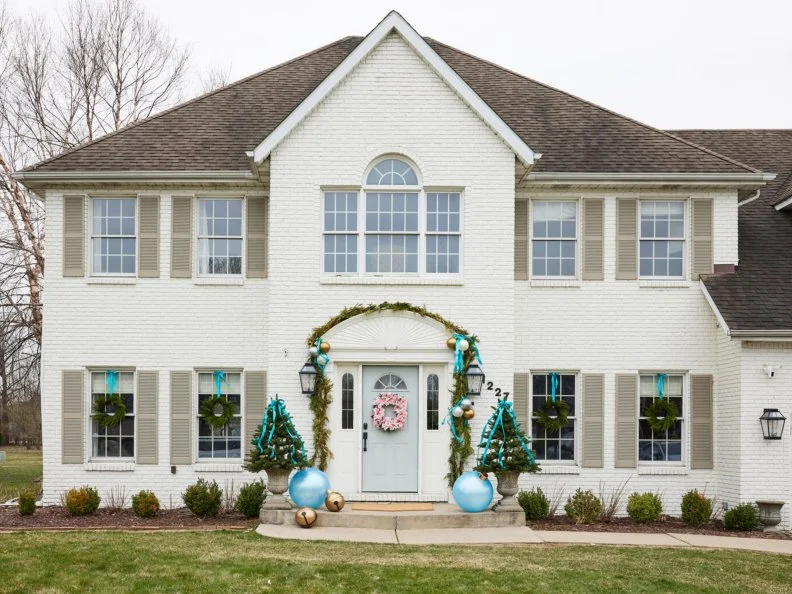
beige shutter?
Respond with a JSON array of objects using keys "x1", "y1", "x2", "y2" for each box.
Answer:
[
  {"x1": 136, "y1": 371, "x2": 158, "y2": 464},
  {"x1": 246, "y1": 196, "x2": 268, "y2": 278},
  {"x1": 582, "y1": 199, "x2": 604, "y2": 280},
  {"x1": 244, "y1": 371, "x2": 268, "y2": 455},
  {"x1": 512, "y1": 373, "x2": 530, "y2": 433},
  {"x1": 691, "y1": 199, "x2": 714, "y2": 279},
  {"x1": 514, "y1": 200, "x2": 529, "y2": 280},
  {"x1": 62, "y1": 370, "x2": 84, "y2": 464},
  {"x1": 614, "y1": 374, "x2": 637, "y2": 468},
  {"x1": 138, "y1": 195, "x2": 160, "y2": 278},
  {"x1": 170, "y1": 196, "x2": 193, "y2": 278},
  {"x1": 616, "y1": 198, "x2": 637, "y2": 280},
  {"x1": 690, "y1": 374, "x2": 714, "y2": 469},
  {"x1": 581, "y1": 374, "x2": 604, "y2": 468},
  {"x1": 63, "y1": 195, "x2": 85, "y2": 277},
  {"x1": 170, "y1": 371, "x2": 193, "y2": 465}
]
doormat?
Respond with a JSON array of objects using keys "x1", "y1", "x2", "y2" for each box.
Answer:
[{"x1": 351, "y1": 503, "x2": 434, "y2": 512}]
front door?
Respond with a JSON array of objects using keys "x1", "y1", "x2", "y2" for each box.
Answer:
[{"x1": 362, "y1": 366, "x2": 419, "y2": 492}]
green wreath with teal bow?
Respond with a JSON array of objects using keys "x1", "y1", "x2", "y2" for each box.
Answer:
[
  {"x1": 534, "y1": 398, "x2": 570, "y2": 433},
  {"x1": 92, "y1": 394, "x2": 127, "y2": 428},
  {"x1": 200, "y1": 397, "x2": 236, "y2": 429},
  {"x1": 644, "y1": 398, "x2": 678, "y2": 433}
]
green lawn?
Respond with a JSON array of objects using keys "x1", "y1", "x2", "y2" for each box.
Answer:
[
  {"x1": 0, "y1": 446, "x2": 42, "y2": 501},
  {"x1": 0, "y1": 531, "x2": 790, "y2": 593}
]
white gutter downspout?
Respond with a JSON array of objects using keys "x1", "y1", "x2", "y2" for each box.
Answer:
[
  {"x1": 700, "y1": 282, "x2": 732, "y2": 337},
  {"x1": 738, "y1": 188, "x2": 760, "y2": 207}
]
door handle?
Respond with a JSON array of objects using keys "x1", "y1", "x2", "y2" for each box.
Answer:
[{"x1": 362, "y1": 422, "x2": 368, "y2": 452}]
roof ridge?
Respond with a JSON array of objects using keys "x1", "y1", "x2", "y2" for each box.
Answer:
[
  {"x1": 669, "y1": 128, "x2": 792, "y2": 133},
  {"x1": 426, "y1": 38, "x2": 760, "y2": 174},
  {"x1": 24, "y1": 36, "x2": 363, "y2": 173}
]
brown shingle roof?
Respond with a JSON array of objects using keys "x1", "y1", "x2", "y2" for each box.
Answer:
[{"x1": 25, "y1": 35, "x2": 757, "y2": 175}]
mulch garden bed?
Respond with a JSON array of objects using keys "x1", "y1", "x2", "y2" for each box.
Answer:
[
  {"x1": 529, "y1": 515, "x2": 791, "y2": 540},
  {"x1": 0, "y1": 506, "x2": 258, "y2": 531}
]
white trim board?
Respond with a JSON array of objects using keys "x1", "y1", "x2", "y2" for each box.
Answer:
[{"x1": 249, "y1": 11, "x2": 536, "y2": 166}]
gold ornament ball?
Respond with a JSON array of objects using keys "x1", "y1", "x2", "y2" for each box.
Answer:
[
  {"x1": 295, "y1": 507, "x2": 317, "y2": 528},
  {"x1": 446, "y1": 337, "x2": 457, "y2": 350},
  {"x1": 463, "y1": 408, "x2": 475, "y2": 420},
  {"x1": 320, "y1": 341, "x2": 331, "y2": 354},
  {"x1": 325, "y1": 490, "x2": 345, "y2": 512}
]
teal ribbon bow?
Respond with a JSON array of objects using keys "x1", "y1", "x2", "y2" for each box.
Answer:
[
  {"x1": 106, "y1": 370, "x2": 118, "y2": 396},
  {"x1": 257, "y1": 396, "x2": 306, "y2": 465},
  {"x1": 441, "y1": 398, "x2": 468, "y2": 443},
  {"x1": 314, "y1": 338, "x2": 329, "y2": 376},
  {"x1": 657, "y1": 373, "x2": 668, "y2": 400},
  {"x1": 213, "y1": 370, "x2": 225, "y2": 400},
  {"x1": 477, "y1": 399, "x2": 536, "y2": 469},
  {"x1": 452, "y1": 333, "x2": 483, "y2": 375},
  {"x1": 549, "y1": 372, "x2": 560, "y2": 403}
]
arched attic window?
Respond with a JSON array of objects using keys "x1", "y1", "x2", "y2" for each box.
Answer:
[{"x1": 366, "y1": 158, "x2": 419, "y2": 186}]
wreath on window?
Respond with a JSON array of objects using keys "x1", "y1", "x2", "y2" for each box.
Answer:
[
  {"x1": 534, "y1": 398, "x2": 569, "y2": 433},
  {"x1": 200, "y1": 397, "x2": 236, "y2": 429},
  {"x1": 92, "y1": 394, "x2": 127, "y2": 428},
  {"x1": 644, "y1": 398, "x2": 678, "y2": 433},
  {"x1": 371, "y1": 393, "x2": 408, "y2": 431}
]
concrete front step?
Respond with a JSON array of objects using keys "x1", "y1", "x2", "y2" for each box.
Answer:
[{"x1": 260, "y1": 502, "x2": 524, "y2": 530}]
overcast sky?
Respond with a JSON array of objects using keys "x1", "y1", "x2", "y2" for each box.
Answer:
[{"x1": 12, "y1": 0, "x2": 792, "y2": 130}]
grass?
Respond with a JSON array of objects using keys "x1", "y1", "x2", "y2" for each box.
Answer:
[
  {"x1": 0, "y1": 531, "x2": 791, "y2": 593},
  {"x1": 0, "y1": 446, "x2": 42, "y2": 501}
]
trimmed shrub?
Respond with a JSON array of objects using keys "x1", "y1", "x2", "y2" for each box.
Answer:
[
  {"x1": 626, "y1": 492, "x2": 663, "y2": 524},
  {"x1": 17, "y1": 491, "x2": 36, "y2": 516},
  {"x1": 564, "y1": 489, "x2": 602, "y2": 525},
  {"x1": 183, "y1": 479, "x2": 222, "y2": 517},
  {"x1": 681, "y1": 490, "x2": 712, "y2": 527},
  {"x1": 517, "y1": 487, "x2": 549, "y2": 521},
  {"x1": 64, "y1": 486, "x2": 101, "y2": 516},
  {"x1": 235, "y1": 480, "x2": 267, "y2": 518},
  {"x1": 723, "y1": 503, "x2": 759, "y2": 531},
  {"x1": 131, "y1": 490, "x2": 160, "y2": 518}
]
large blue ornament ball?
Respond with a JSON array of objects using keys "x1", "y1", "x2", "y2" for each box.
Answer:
[
  {"x1": 289, "y1": 468, "x2": 331, "y2": 509},
  {"x1": 453, "y1": 471, "x2": 494, "y2": 513}
]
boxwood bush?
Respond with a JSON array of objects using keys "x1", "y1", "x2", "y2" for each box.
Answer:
[
  {"x1": 517, "y1": 487, "x2": 549, "y2": 521},
  {"x1": 680, "y1": 490, "x2": 712, "y2": 527},
  {"x1": 64, "y1": 486, "x2": 101, "y2": 516},
  {"x1": 564, "y1": 489, "x2": 602, "y2": 525},
  {"x1": 723, "y1": 503, "x2": 759, "y2": 531},
  {"x1": 183, "y1": 479, "x2": 222, "y2": 517},
  {"x1": 17, "y1": 490, "x2": 36, "y2": 516},
  {"x1": 131, "y1": 490, "x2": 160, "y2": 518},
  {"x1": 626, "y1": 492, "x2": 663, "y2": 524},
  {"x1": 235, "y1": 480, "x2": 266, "y2": 518}
]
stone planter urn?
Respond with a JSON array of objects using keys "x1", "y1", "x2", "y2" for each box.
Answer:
[
  {"x1": 756, "y1": 500, "x2": 785, "y2": 530},
  {"x1": 493, "y1": 471, "x2": 521, "y2": 512},
  {"x1": 261, "y1": 468, "x2": 294, "y2": 510}
]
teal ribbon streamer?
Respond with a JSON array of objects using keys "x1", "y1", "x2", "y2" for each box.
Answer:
[
  {"x1": 477, "y1": 399, "x2": 536, "y2": 469},
  {"x1": 257, "y1": 397, "x2": 306, "y2": 465},
  {"x1": 213, "y1": 370, "x2": 225, "y2": 400},
  {"x1": 549, "y1": 372, "x2": 559, "y2": 403},
  {"x1": 452, "y1": 333, "x2": 483, "y2": 375},
  {"x1": 657, "y1": 373, "x2": 668, "y2": 400},
  {"x1": 441, "y1": 398, "x2": 467, "y2": 443},
  {"x1": 313, "y1": 338, "x2": 329, "y2": 376},
  {"x1": 106, "y1": 370, "x2": 118, "y2": 396}
]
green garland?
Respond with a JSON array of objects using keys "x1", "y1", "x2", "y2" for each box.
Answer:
[
  {"x1": 92, "y1": 394, "x2": 127, "y2": 428},
  {"x1": 644, "y1": 398, "x2": 678, "y2": 433},
  {"x1": 199, "y1": 397, "x2": 236, "y2": 429},
  {"x1": 306, "y1": 302, "x2": 476, "y2": 484},
  {"x1": 534, "y1": 399, "x2": 570, "y2": 433}
]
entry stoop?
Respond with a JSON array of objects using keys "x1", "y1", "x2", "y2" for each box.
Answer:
[{"x1": 259, "y1": 503, "x2": 524, "y2": 530}]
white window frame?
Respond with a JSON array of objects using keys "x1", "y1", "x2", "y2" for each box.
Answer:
[
  {"x1": 425, "y1": 372, "x2": 440, "y2": 431},
  {"x1": 529, "y1": 198, "x2": 579, "y2": 280},
  {"x1": 637, "y1": 372, "x2": 686, "y2": 466},
  {"x1": 194, "y1": 369, "x2": 244, "y2": 461},
  {"x1": 89, "y1": 197, "x2": 138, "y2": 277},
  {"x1": 87, "y1": 369, "x2": 136, "y2": 461},
  {"x1": 195, "y1": 196, "x2": 246, "y2": 279},
  {"x1": 341, "y1": 371, "x2": 355, "y2": 430},
  {"x1": 638, "y1": 199, "x2": 687, "y2": 280},
  {"x1": 529, "y1": 371, "x2": 578, "y2": 465}
]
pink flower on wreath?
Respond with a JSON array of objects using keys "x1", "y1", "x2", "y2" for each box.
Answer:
[{"x1": 371, "y1": 392, "x2": 408, "y2": 431}]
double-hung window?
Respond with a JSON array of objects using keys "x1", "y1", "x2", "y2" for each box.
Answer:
[
  {"x1": 531, "y1": 373, "x2": 576, "y2": 461},
  {"x1": 426, "y1": 193, "x2": 461, "y2": 273},
  {"x1": 365, "y1": 191, "x2": 419, "y2": 274},
  {"x1": 197, "y1": 372, "x2": 242, "y2": 459},
  {"x1": 91, "y1": 198, "x2": 136, "y2": 275},
  {"x1": 532, "y1": 201, "x2": 577, "y2": 278},
  {"x1": 639, "y1": 374, "x2": 684, "y2": 463},
  {"x1": 91, "y1": 371, "x2": 135, "y2": 458},
  {"x1": 639, "y1": 201, "x2": 685, "y2": 278},
  {"x1": 198, "y1": 199, "x2": 243, "y2": 275},
  {"x1": 323, "y1": 192, "x2": 358, "y2": 274}
]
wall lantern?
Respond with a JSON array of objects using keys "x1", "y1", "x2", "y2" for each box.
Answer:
[
  {"x1": 759, "y1": 408, "x2": 786, "y2": 440},
  {"x1": 464, "y1": 364, "x2": 485, "y2": 396},
  {"x1": 299, "y1": 362, "x2": 317, "y2": 395}
]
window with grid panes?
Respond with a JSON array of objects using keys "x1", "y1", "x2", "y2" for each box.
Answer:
[
  {"x1": 426, "y1": 374, "x2": 439, "y2": 430},
  {"x1": 532, "y1": 201, "x2": 577, "y2": 278},
  {"x1": 198, "y1": 199, "x2": 243, "y2": 275},
  {"x1": 91, "y1": 371, "x2": 135, "y2": 458},
  {"x1": 639, "y1": 201, "x2": 685, "y2": 278},
  {"x1": 197, "y1": 372, "x2": 242, "y2": 459},
  {"x1": 341, "y1": 373, "x2": 354, "y2": 430},
  {"x1": 91, "y1": 199, "x2": 136, "y2": 275},
  {"x1": 639, "y1": 374, "x2": 684, "y2": 462},
  {"x1": 531, "y1": 373, "x2": 576, "y2": 461}
]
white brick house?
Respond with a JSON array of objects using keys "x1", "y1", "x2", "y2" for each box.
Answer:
[{"x1": 17, "y1": 13, "x2": 792, "y2": 526}]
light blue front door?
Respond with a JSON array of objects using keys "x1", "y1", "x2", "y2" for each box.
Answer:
[{"x1": 362, "y1": 366, "x2": 419, "y2": 492}]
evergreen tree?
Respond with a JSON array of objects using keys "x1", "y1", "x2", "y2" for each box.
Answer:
[
  {"x1": 475, "y1": 398, "x2": 540, "y2": 475},
  {"x1": 244, "y1": 397, "x2": 307, "y2": 472}
]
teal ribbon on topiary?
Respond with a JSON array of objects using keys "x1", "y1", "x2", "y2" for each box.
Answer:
[
  {"x1": 257, "y1": 396, "x2": 306, "y2": 465},
  {"x1": 106, "y1": 370, "x2": 118, "y2": 396},
  {"x1": 549, "y1": 372, "x2": 559, "y2": 403},
  {"x1": 477, "y1": 398, "x2": 536, "y2": 469},
  {"x1": 657, "y1": 373, "x2": 667, "y2": 400},
  {"x1": 452, "y1": 333, "x2": 482, "y2": 375}
]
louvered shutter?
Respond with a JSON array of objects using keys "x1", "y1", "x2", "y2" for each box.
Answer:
[
  {"x1": 136, "y1": 371, "x2": 158, "y2": 464},
  {"x1": 170, "y1": 371, "x2": 192, "y2": 465},
  {"x1": 170, "y1": 196, "x2": 193, "y2": 278},
  {"x1": 512, "y1": 373, "x2": 530, "y2": 433},
  {"x1": 614, "y1": 374, "x2": 637, "y2": 468},
  {"x1": 691, "y1": 199, "x2": 714, "y2": 279},
  {"x1": 616, "y1": 198, "x2": 637, "y2": 280},
  {"x1": 62, "y1": 370, "x2": 84, "y2": 464},
  {"x1": 514, "y1": 200, "x2": 529, "y2": 280},
  {"x1": 690, "y1": 374, "x2": 714, "y2": 469},
  {"x1": 582, "y1": 199, "x2": 604, "y2": 280},
  {"x1": 581, "y1": 374, "x2": 604, "y2": 468},
  {"x1": 244, "y1": 372, "x2": 267, "y2": 455},
  {"x1": 246, "y1": 196, "x2": 268, "y2": 278},
  {"x1": 63, "y1": 195, "x2": 85, "y2": 277},
  {"x1": 138, "y1": 195, "x2": 160, "y2": 278}
]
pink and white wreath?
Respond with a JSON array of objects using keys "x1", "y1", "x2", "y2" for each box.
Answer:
[{"x1": 371, "y1": 393, "x2": 408, "y2": 431}]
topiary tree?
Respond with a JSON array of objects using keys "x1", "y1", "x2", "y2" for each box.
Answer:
[
  {"x1": 475, "y1": 397, "x2": 540, "y2": 475},
  {"x1": 244, "y1": 397, "x2": 307, "y2": 473}
]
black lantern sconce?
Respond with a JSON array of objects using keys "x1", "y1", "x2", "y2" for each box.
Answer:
[
  {"x1": 759, "y1": 408, "x2": 786, "y2": 440},
  {"x1": 299, "y1": 362, "x2": 317, "y2": 395},
  {"x1": 464, "y1": 363, "x2": 485, "y2": 396}
]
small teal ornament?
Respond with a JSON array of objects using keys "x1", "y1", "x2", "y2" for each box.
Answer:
[
  {"x1": 452, "y1": 471, "x2": 493, "y2": 513},
  {"x1": 289, "y1": 467, "x2": 331, "y2": 509}
]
